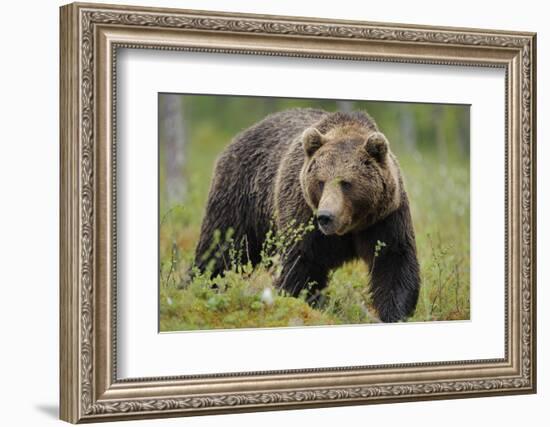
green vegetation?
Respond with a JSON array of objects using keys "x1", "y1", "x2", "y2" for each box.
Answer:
[{"x1": 159, "y1": 96, "x2": 470, "y2": 331}]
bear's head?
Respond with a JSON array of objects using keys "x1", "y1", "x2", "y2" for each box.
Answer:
[{"x1": 300, "y1": 125, "x2": 402, "y2": 236}]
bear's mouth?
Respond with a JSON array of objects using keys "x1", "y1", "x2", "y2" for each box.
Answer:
[
  {"x1": 318, "y1": 222, "x2": 335, "y2": 235},
  {"x1": 318, "y1": 220, "x2": 348, "y2": 236}
]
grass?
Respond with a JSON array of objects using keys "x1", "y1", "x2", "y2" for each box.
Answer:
[{"x1": 159, "y1": 117, "x2": 470, "y2": 331}]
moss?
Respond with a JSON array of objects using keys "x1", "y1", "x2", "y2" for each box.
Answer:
[{"x1": 160, "y1": 272, "x2": 337, "y2": 331}]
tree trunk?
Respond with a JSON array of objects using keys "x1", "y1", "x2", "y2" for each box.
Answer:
[
  {"x1": 160, "y1": 94, "x2": 186, "y2": 206},
  {"x1": 433, "y1": 105, "x2": 447, "y2": 163},
  {"x1": 337, "y1": 100, "x2": 354, "y2": 113},
  {"x1": 399, "y1": 104, "x2": 417, "y2": 151}
]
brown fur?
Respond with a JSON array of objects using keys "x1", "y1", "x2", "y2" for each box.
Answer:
[{"x1": 193, "y1": 108, "x2": 420, "y2": 322}]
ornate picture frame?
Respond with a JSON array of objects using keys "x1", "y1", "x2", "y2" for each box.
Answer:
[{"x1": 60, "y1": 2, "x2": 536, "y2": 423}]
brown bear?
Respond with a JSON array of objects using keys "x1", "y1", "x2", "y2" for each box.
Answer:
[{"x1": 193, "y1": 108, "x2": 420, "y2": 322}]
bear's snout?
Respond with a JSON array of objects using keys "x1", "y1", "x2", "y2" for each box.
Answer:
[
  {"x1": 317, "y1": 210, "x2": 335, "y2": 234},
  {"x1": 317, "y1": 182, "x2": 347, "y2": 235}
]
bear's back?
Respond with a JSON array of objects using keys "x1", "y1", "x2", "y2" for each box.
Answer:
[
  {"x1": 214, "y1": 107, "x2": 327, "y2": 190},
  {"x1": 229, "y1": 108, "x2": 327, "y2": 154}
]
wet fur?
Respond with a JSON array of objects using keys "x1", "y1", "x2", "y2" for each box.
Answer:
[{"x1": 193, "y1": 108, "x2": 420, "y2": 322}]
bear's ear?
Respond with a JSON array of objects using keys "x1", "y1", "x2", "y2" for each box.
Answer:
[
  {"x1": 364, "y1": 132, "x2": 389, "y2": 162},
  {"x1": 302, "y1": 127, "x2": 326, "y2": 157}
]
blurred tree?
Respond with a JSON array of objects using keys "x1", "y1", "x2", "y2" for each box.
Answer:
[
  {"x1": 399, "y1": 103, "x2": 417, "y2": 151},
  {"x1": 432, "y1": 105, "x2": 447, "y2": 162},
  {"x1": 336, "y1": 100, "x2": 354, "y2": 113},
  {"x1": 160, "y1": 94, "x2": 187, "y2": 205}
]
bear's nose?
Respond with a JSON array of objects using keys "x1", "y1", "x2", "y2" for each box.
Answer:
[{"x1": 317, "y1": 211, "x2": 335, "y2": 227}]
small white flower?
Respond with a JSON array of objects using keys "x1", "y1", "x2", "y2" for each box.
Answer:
[
  {"x1": 166, "y1": 297, "x2": 173, "y2": 306},
  {"x1": 260, "y1": 288, "x2": 274, "y2": 306}
]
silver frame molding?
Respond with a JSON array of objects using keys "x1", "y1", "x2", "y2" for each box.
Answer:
[{"x1": 60, "y1": 2, "x2": 537, "y2": 423}]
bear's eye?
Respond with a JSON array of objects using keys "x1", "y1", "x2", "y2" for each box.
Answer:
[
  {"x1": 340, "y1": 180, "x2": 352, "y2": 191},
  {"x1": 318, "y1": 181, "x2": 325, "y2": 192}
]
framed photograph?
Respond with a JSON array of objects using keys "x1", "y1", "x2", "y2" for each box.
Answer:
[{"x1": 60, "y1": 2, "x2": 537, "y2": 423}]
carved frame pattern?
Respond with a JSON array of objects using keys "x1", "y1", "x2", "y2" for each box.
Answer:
[{"x1": 60, "y1": 2, "x2": 536, "y2": 423}]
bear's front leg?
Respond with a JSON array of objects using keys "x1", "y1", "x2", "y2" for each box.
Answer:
[
  {"x1": 356, "y1": 200, "x2": 421, "y2": 322},
  {"x1": 276, "y1": 250, "x2": 329, "y2": 306}
]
